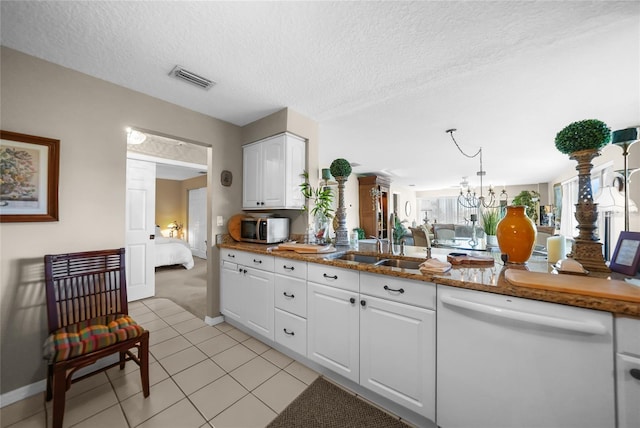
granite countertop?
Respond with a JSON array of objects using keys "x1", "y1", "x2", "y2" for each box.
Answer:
[{"x1": 217, "y1": 239, "x2": 640, "y2": 317}]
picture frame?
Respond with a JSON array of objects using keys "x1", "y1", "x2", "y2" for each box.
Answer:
[
  {"x1": 609, "y1": 231, "x2": 640, "y2": 276},
  {"x1": 1, "y1": 130, "x2": 60, "y2": 222}
]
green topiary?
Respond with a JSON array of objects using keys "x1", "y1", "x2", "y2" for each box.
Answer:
[
  {"x1": 330, "y1": 158, "x2": 352, "y2": 178},
  {"x1": 554, "y1": 119, "x2": 611, "y2": 154}
]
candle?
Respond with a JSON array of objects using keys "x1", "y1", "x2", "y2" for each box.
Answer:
[{"x1": 547, "y1": 235, "x2": 566, "y2": 265}]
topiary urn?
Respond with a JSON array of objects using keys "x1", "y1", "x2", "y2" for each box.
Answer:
[{"x1": 554, "y1": 119, "x2": 611, "y2": 154}]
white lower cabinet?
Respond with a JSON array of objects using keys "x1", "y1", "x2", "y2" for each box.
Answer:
[
  {"x1": 616, "y1": 316, "x2": 640, "y2": 428},
  {"x1": 359, "y1": 294, "x2": 435, "y2": 420},
  {"x1": 219, "y1": 250, "x2": 274, "y2": 341},
  {"x1": 274, "y1": 257, "x2": 308, "y2": 356},
  {"x1": 243, "y1": 267, "x2": 274, "y2": 340},
  {"x1": 359, "y1": 273, "x2": 436, "y2": 421},
  {"x1": 307, "y1": 281, "x2": 360, "y2": 383}
]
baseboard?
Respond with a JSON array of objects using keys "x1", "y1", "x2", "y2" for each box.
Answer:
[
  {"x1": 0, "y1": 354, "x2": 119, "y2": 408},
  {"x1": 0, "y1": 380, "x2": 45, "y2": 408},
  {"x1": 205, "y1": 315, "x2": 224, "y2": 326}
]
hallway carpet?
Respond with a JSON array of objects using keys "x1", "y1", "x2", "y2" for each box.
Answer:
[{"x1": 154, "y1": 256, "x2": 207, "y2": 318}]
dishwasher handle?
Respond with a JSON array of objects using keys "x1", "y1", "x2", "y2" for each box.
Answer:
[{"x1": 440, "y1": 293, "x2": 608, "y2": 335}]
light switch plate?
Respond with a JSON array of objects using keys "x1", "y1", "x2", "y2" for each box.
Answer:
[{"x1": 216, "y1": 216, "x2": 224, "y2": 226}]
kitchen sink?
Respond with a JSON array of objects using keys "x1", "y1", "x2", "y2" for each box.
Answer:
[
  {"x1": 374, "y1": 259, "x2": 423, "y2": 270},
  {"x1": 335, "y1": 253, "x2": 382, "y2": 264}
]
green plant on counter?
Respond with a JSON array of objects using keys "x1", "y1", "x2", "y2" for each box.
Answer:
[
  {"x1": 554, "y1": 119, "x2": 611, "y2": 154},
  {"x1": 481, "y1": 209, "x2": 501, "y2": 236},
  {"x1": 512, "y1": 190, "x2": 541, "y2": 223},
  {"x1": 393, "y1": 216, "x2": 408, "y2": 244},
  {"x1": 299, "y1": 171, "x2": 334, "y2": 219}
]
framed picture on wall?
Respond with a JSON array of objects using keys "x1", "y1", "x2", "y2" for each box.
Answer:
[
  {"x1": 610, "y1": 231, "x2": 640, "y2": 276},
  {"x1": 0, "y1": 130, "x2": 60, "y2": 222}
]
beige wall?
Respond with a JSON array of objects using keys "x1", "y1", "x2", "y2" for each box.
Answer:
[
  {"x1": 156, "y1": 179, "x2": 183, "y2": 236},
  {"x1": 0, "y1": 47, "x2": 242, "y2": 394}
]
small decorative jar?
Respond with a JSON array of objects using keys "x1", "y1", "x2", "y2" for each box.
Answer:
[{"x1": 496, "y1": 205, "x2": 537, "y2": 264}]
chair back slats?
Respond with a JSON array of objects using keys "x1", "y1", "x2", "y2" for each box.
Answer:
[{"x1": 45, "y1": 248, "x2": 128, "y2": 332}]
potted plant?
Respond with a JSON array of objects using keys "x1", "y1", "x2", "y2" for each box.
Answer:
[
  {"x1": 481, "y1": 209, "x2": 500, "y2": 246},
  {"x1": 554, "y1": 118, "x2": 611, "y2": 272},
  {"x1": 554, "y1": 119, "x2": 611, "y2": 154},
  {"x1": 512, "y1": 190, "x2": 541, "y2": 223},
  {"x1": 393, "y1": 216, "x2": 408, "y2": 245},
  {"x1": 300, "y1": 171, "x2": 334, "y2": 243}
]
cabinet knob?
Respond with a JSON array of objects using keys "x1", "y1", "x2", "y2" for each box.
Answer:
[
  {"x1": 631, "y1": 368, "x2": 640, "y2": 380},
  {"x1": 360, "y1": 300, "x2": 366, "y2": 307},
  {"x1": 349, "y1": 297, "x2": 356, "y2": 304}
]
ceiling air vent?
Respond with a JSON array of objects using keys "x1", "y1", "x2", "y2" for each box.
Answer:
[{"x1": 169, "y1": 65, "x2": 215, "y2": 90}]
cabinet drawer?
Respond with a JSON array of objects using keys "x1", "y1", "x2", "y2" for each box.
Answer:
[
  {"x1": 275, "y1": 308, "x2": 307, "y2": 357},
  {"x1": 307, "y1": 263, "x2": 359, "y2": 292},
  {"x1": 274, "y1": 257, "x2": 307, "y2": 280},
  {"x1": 220, "y1": 249, "x2": 241, "y2": 263},
  {"x1": 360, "y1": 272, "x2": 435, "y2": 310},
  {"x1": 616, "y1": 316, "x2": 640, "y2": 355},
  {"x1": 236, "y1": 251, "x2": 274, "y2": 271},
  {"x1": 274, "y1": 274, "x2": 307, "y2": 317}
]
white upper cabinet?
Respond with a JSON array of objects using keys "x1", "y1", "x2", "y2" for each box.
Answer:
[{"x1": 242, "y1": 133, "x2": 306, "y2": 210}]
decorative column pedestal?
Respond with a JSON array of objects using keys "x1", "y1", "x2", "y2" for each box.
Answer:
[
  {"x1": 334, "y1": 176, "x2": 350, "y2": 246},
  {"x1": 567, "y1": 149, "x2": 609, "y2": 272}
]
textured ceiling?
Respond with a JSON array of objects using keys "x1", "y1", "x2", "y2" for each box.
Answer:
[{"x1": 1, "y1": 1, "x2": 639, "y2": 190}]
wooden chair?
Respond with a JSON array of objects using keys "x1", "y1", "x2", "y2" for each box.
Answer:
[{"x1": 43, "y1": 248, "x2": 149, "y2": 428}]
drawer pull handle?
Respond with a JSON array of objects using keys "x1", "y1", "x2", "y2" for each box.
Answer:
[
  {"x1": 323, "y1": 273, "x2": 338, "y2": 280},
  {"x1": 228, "y1": 254, "x2": 235, "y2": 258},
  {"x1": 283, "y1": 265, "x2": 295, "y2": 271},
  {"x1": 253, "y1": 259, "x2": 262, "y2": 264},
  {"x1": 631, "y1": 368, "x2": 640, "y2": 380},
  {"x1": 384, "y1": 285, "x2": 405, "y2": 294},
  {"x1": 283, "y1": 328, "x2": 295, "y2": 336},
  {"x1": 283, "y1": 292, "x2": 295, "y2": 298},
  {"x1": 349, "y1": 297, "x2": 356, "y2": 304}
]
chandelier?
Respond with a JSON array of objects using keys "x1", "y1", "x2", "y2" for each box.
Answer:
[{"x1": 447, "y1": 129, "x2": 507, "y2": 209}]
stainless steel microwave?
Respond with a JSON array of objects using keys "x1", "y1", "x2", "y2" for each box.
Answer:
[{"x1": 240, "y1": 217, "x2": 290, "y2": 244}]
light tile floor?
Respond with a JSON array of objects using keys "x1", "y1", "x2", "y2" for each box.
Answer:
[{"x1": 1, "y1": 298, "x2": 319, "y2": 428}]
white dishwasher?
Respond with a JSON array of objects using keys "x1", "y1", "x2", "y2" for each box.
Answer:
[{"x1": 436, "y1": 284, "x2": 615, "y2": 428}]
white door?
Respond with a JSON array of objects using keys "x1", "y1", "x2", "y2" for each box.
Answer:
[
  {"x1": 307, "y1": 282, "x2": 360, "y2": 383},
  {"x1": 359, "y1": 294, "x2": 436, "y2": 420},
  {"x1": 125, "y1": 158, "x2": 156, "y2": 301},
  {"x1": 188, "y1": 187, "x2": 207, "y2": 259},
  {"x1": 244, "y1": 267, "x2": 275, "y2": 340}
]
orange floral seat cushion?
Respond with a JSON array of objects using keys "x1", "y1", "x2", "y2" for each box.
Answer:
[{"x1": 43, "y1": 315, "x2": 145, "y2": 363}]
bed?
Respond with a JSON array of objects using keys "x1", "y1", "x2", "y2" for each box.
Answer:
[{"x1": 155, "y1": 233, "x2": 195, "y2": 270}]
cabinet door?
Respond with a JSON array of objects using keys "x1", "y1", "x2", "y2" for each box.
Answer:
[
  {"x1": 220, "y1": 260, "x2": 243, "y2": 323},
  {"x1": 307, "y1": 282, "x2": 359, "y2": 382},
  {"x1": 244, "y1": 267, "x2": 275, "y2": 340},
  {"x1": 284, "y1": 135, "x2": 306, "y2": 209},
  {"x1": 617, "y1": 353, "x2": 640, "y2": 428},
  {"x1": 242, "y1": 143, "x2": 262, "y2": 209},
  {"x1": 261, "y1": 135, "x2": 286, "y2": 208},
  {"x1": 360, "y1": 294, "x2": 435, "y2": 420}
]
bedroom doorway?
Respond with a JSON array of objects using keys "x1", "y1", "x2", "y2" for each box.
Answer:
[{"x1": 126, "y1": 128, "x2": 211, "y2": 319}]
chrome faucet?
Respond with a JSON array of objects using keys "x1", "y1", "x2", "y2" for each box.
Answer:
[
  {"x1": 388, "y1": 212, "x2": 395, "y2": 255},
  {"x1": 369, "y1": 235, "x2": 383, "y2": 254},
  {"x1": 400, "y1": 238, "x2": 406, "y2": 256}
]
